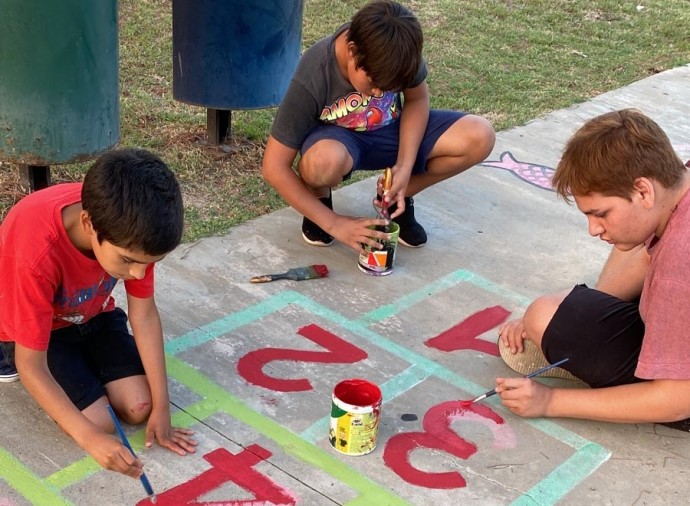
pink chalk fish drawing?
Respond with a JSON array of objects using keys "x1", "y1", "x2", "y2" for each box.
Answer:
[{"x1": 479, "y1": 151, "x2": 554, "y2": 191}]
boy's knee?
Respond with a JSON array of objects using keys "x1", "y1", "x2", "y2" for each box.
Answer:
[
  {"x1": 523, "y1": 293, "x2": 563, "y2": 346},
  {"x1": 299, "y1": 141, "x2": 351, "y2": 187},
  {"x1": 466, "y1": 116, "x2": 496, "y2": 160},
  {"x1": 119, "y1": 400, "x2": 152, "y2": 425}
]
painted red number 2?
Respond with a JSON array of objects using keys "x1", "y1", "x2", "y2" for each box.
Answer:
[
  {"x1": 383, "y1": 401, "x2": 515, "y2": 489},
  {"x1": 237, "y1": 323, "x2": 368, "y2": 392},
  {"x1": 137, "y1": 445, "x2": 296, "y2": 505}
]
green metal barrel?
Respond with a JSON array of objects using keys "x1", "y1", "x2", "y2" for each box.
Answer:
[{"x1": 0, "y1": 0, "x2": 119, "y2": 165}]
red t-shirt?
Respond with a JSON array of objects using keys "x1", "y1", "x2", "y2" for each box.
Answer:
[
  {"x1": 637, "y1": 188, "x2": 690, "y2": 379},
  {"x1": 0, "y1": 183, "x2": 154, "y2": 351}
]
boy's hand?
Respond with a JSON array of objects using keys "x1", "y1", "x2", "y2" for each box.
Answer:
[
  {"x1": 330, "y1": 214, "x2": 392, "y2": 254},
  {"x1": 495, "y1": 377, "x2": 553, "y2": 418},
  {"x1": 377, "y1": 165, "x2": 411, "y2": 218},
  {"x1": 145, "y1": 409, "x2": 197, "y2": 456},
  {"x1": 498, "y1": 318, "x2": 528, "y2": 354},
  {"x1": 86, "y1": 431, "x2": 145, "y2": 478}
]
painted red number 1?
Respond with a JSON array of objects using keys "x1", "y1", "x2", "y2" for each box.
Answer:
[
  {"x1": 137, "y1": 445, "x2": 296, "y2": 505},
  {"x1": 237, "y1": 323, "x2": 368, "y2": 392},
  {"x1": 425, "y1": 306, "x2": 510, "y2": 355},
  {"x1": 383, "y1": 401, "x2": 515, "y2": 489}
]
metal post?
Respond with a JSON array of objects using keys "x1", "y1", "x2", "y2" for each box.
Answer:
[
  {"x1": 19, "y1": 165, "x2": 51, "y2": 192},
  {"x1": 207, "y1": 108, "x2": 231, "y2": 145}
]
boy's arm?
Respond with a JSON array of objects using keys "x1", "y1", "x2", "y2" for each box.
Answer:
[
  {"x1": 497, "y1": 376, "x2": 690, "y2": 424},
  {"x1": 126, "y1": 293, "x2": 196, "y2": 454},
  {"x1": 261, "y1": 136, "x2": 334, "y2": 229},
  {"x1": 387, "y1": 82, "x2": 430, "y2": 211},
  {"x1": 261, "y1": 135, "x2": 388, "y2": 252},
  {"x1": 14, "y1": 343, "x2": 145, "y2": 477},
  {"x1": 595, "y1": 243, "x2": 649, "y2": 301}
]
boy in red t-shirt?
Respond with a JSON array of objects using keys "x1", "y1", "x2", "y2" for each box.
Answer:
[{"x1": 0, "y1": 149, "x2": 196, "y2": 478}]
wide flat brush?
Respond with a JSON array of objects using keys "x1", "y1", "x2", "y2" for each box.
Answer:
[
  {"x1": 461, "y1": 357, "x2": 570, "y2": 406},
  {"x1": 250, "y1": 264, "x2": 329, "y2": 283}
]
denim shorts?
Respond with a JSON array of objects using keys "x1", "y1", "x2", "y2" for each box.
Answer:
[
  {"x1": 47, "y1": 308, "x2": 145, "y2": 410},
  {"x1": 541, "y1": 284, "x2": 645, "y2": 388},
  {"x1": 300, "y1": 109, "x2": 465, "y2": 178}
]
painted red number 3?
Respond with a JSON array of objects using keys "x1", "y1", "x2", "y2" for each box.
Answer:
[
  {"x1": 237, "y1": 323, "x2": 368, "y2": 392},
  {"x1": 383, "y1": 401, "x2": 516, "y2": 489}
]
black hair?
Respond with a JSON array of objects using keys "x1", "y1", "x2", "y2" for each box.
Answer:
[
  {"x1": 347, "y1": 0, "x2": 424, "y2": 92},
  {"x1": 81, "y1": 148, "x2": 184, "y2": 255}
]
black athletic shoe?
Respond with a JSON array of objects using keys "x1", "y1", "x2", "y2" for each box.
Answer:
[
  {"x1": 0, "y1": 342, "x2": 19, "y2": 383},
  {"x1": 390, "y1": 197, "x2": 427, "y2": 247},
  {"x1": 301, "y1": 191, "x2": 334, "y2": 246},
  {"x1": 660, "y1": 419, "x2": 690, "y2": 432}
]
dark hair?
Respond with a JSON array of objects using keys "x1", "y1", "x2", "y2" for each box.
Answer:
[
  {"x1": 82, "y1": 148, "x2": 184, "y2": 255},
  {"x1": 347, "y1": 0, "x2": 423, "y2": 92},
  {"x1": 553, "y1": 109, "x2": 686, "y2": 201}
]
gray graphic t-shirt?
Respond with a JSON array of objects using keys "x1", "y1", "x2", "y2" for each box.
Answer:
[{"x1": 271, "y1": 23, "x2": 427, "y2": 149}]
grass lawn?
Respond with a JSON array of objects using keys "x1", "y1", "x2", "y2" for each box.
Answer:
[{"x1": 1, "y1": 0, "x2": 688, "y2": 240}]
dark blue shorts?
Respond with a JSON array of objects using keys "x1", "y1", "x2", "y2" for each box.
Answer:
[
  {"x1": 541, "y1": 284, "x2": 645, "y2": 388},
  {"x1": 300, "y1": 109, "x2": 465, "y2": 178},
  {"x1": 47, "y1": 308, "x2": 145, "y2": 410}
]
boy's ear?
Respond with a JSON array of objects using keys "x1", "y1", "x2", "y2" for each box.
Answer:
[
  {"x1": 346, "y1": 41, "x2": 357, "y2": 60},
  {"x1": 80, "y1": 210, "x2": 96, "y2": 236},
  {"x1": 632, "y1": 177, "x2": 655, "y2": 209}
]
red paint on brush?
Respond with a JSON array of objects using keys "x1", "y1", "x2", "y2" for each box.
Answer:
[
  {"x1": 460, "y1": 400, "x2": 473, "y2": 407},
  {"x1": 312, "y1": 264, "x2": 328, "y2": 277}
]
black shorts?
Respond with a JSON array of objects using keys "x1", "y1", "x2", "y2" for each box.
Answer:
[
  {"x1": 47, "y1": 308, "x2": 145, "y2": 410},
  {"x1": 541, "y1": 285, "x2": 646, "y2": 388}
]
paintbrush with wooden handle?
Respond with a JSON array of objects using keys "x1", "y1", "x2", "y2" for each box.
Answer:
[{"x1": 250, "y1": 264, "x2": 329, "y2": 283}]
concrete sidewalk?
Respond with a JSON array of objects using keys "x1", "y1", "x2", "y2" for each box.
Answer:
[{"x1": 2, "y1": 64, "x2": 689, "y2": 506}]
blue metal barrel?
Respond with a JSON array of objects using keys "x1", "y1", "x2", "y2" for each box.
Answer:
[{"x1": 172, "y1": 0, "x2": 304, "y2": 109}]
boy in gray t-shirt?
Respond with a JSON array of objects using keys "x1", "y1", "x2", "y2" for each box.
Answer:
[{"x1": 262, "y1": 0, "x2": 495, "y2": 250}]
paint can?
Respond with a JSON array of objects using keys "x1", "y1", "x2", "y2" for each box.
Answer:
[
  {"x1": 329, "y1": 378, "x2": 382, "y2": 456},
  {"x1": 357, "y1": 222, "x2": 400, "y2": 276}
]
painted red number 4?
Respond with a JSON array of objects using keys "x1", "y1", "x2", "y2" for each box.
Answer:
[{"x1": 137, "y1": 445, "x2": 296, "y2": 505}]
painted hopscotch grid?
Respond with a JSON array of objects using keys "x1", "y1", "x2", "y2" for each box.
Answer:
[{"x1": 1, "y1": 268, "x2": 611, "y2": 505}]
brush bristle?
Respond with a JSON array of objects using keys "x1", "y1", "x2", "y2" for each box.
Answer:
[{"x1": 312, "y1": 264, "x2": 329, "y2": 277}]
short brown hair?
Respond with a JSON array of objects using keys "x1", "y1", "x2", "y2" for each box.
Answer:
[
  {"x1": 553, "y1": 109, "x2": 685, "y2": 201},
  {"x1": 347, "y1": 1, "x2": 423, "y2": 92}
]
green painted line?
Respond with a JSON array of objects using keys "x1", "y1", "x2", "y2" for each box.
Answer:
[
  {"x1": 511, "y1": 443, "x2": 611, "y2": 506},
  {"x1": 359, "y1": 269, "x2": 531, "y2": 326},
  {"x1": 0, "y1": 446, "x2": 73, "y2": 505},
  {"x1": 165, "y1": 355, "x2": 410, "y2": 506},
  {"x1": 45, "y1": 404, "x2": 204, "y2": 489},
  {"x1": 359, "y1": 269, "x2": 475, "y2": 324},
  {"x1": 165, "y1": 293, "x2": 297, "y2": 355},
  {"x1": 45, "y1": 458, "x2": 100, "y2": 491}
]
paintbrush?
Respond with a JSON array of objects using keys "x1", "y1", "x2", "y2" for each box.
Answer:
[
  {"x1": 462, "y1": 358, "x2": 570, "y2": 406},
  {"x1": 250, "y1": 264, "x2": 329, "y2": 283},
  {"x1": 106, "y1": 405, "x2": 157, "y2": 503},
  {"x1": 378, "y1": 167, "x2": 393, "y2": 220}
]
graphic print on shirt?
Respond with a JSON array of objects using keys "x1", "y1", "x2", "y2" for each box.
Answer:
[
  {"x1": 320, "y1": 91, "x2": 400, "y2": 131},
  {"x1": 52, "y1": 275, "x2": 117, "y2": 324}
]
